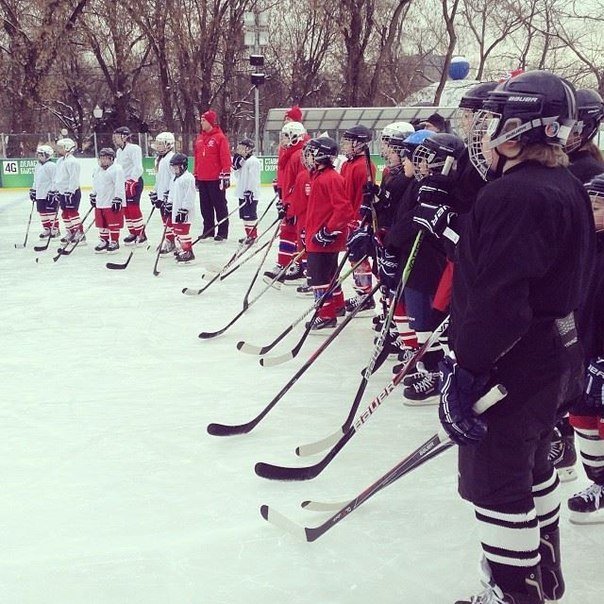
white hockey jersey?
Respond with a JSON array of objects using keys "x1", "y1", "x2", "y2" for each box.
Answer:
[
  {"x1": 115, "y1": 143, "x2": 143, "y2": 180},
  {"x1": 154, "y1": 151, "x2": 174, "y2": 199},
  {"x1": 234, "y1": 154, "x2": 261, "y2": 200},
  {"x1": 32, "y1": 160, "x2": 56, "y2": 199},
  {"x1": 168, "y1": 170, "x2": 196, "y2": 223},
  {"x1": 92, "y1": 163, "x2": 126, "y2": 209},
  {"x1": 53, "y1": 154, "x2": 80, "y2": 193}
]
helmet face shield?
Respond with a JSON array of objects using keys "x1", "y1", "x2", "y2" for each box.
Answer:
[{"x1": 468, "y1": 109, "x2": 502, "y2": 180}]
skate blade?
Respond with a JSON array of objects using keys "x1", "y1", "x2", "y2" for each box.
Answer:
[
  {"x1": 556, "y1": 467, "x2": 577, "y2": 482},
  {"x1": 569, "y1": 509, "x2": 604, "y2": 525},
  {"x1": 402, "y1": 396, "x2": 439, "y2": 407}
]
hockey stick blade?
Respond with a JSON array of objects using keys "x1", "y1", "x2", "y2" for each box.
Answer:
[
  {"x1": 260, "y1": 505, "x2": 309, "y2": 541},
  {"x1": 254, "y1": 429, "x2": 354, "y2": 481},
  {"x1": 258, "y1": 351, "x2": 294, "y2": 367},
  {"x1": 207, "y1": 418, "x2": 257, "y2": 436},
  {"x1": 106, "y1": 254, "x2": 133, "y2": 270},
  {"x1": 295, "y1": 429, "x2": 344, "y2": 457},
  {"x1": 301, "y1": 499, "x2": 352, "y2": 512},
  {"x1": 14, "y1": 243, "x2": 26, "y2": 249}
]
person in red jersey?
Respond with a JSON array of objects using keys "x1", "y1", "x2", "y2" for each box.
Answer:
[
  {"x1": 193, "y1": 109, "x2": 232, "y2": 241},
  {"x1": 303, "y1": 136, "x2": 353, "y2": 333}
]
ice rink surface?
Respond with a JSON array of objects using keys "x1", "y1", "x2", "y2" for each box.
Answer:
[{"x1": 1, "y1": 188, "x2": 601, "y2": 603}]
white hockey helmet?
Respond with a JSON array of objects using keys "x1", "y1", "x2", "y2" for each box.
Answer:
[
  {"x1": 155, "y1": 131, "x2": 175, "y2": 151},
  {"x1": 280, "y1": 121, "x2": 306, "y2": 147},
  {"x1": 381, "y1": 121, "x2": 414, "y2": 143},
  {"x1": 36, "y1": 144, "x2": 54, "y2": 159},
  {"x1": 56, "y1": 138, "x2": 76, "y2": 153}
]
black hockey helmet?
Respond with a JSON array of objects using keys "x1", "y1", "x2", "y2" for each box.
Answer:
[
  {"x1": 412, "y1": 132, "x2": 466, "y2": 179},
  {"x1": 469, "y1": 70, "x2": 577, "y2": 179},
  {"x1": 170, "y1": 152, "x2": 188, "y2": 174},
  {"x1": 307, "y1": 136, "x2": 338, "y2": 166},
  {"x1": 479, "y1": 70, "x2": 577, "y2": 147},
  {"x1": 458, "y1": 81, "x2": 499, "y2": 112},
  {"x1": 98, "y1": 147, "x2": 115, "y2": 159},
  {"x1": 342, "y1": 124, "x2": 372, "y2": 143},
  {"x1": 566, "y1": 88, "x2": 604, "y2": 152},
  {"x1": 586, "y1": 174, "x2": 604, "y2": 198},
  {"x1": 113, "y1": 126, "x2": 132, "y2": 136}
]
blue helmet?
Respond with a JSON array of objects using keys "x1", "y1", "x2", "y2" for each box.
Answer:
[{"x1": 400, "y1": 129, "x2": 435, "y2": 157}]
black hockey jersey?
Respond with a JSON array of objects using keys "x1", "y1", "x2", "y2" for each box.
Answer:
[{"x1": 451, "y1": 160, "x2": 596, "y2": 375}]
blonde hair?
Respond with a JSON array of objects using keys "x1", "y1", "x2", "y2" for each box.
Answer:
[{"x1": 516, "y1": 144, "x2": 569, "y2": 168}]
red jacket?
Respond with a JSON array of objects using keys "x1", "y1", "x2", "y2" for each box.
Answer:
[
  {"x1": 340, "y1": 155, "x2": 376, "y2": 217},
  {"x1": 193, "y1": 126, "x2": 231, "y2": 181},
  {"x1": 305, "y1": 166, "x2": 353, "y2": 253},
  {"x1": 291, "y1": 168, "x2": 311, "y2": 232},
  {"x1": 282, "y1": 145, "x2": 305, "y2": 206}
]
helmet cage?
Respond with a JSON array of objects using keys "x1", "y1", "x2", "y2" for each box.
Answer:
[
  {"x1": 412, "y1": 141, "x2": 458, "y2": 180},
  {"x1": 307, "y1": 138, "x2": 338, "y2": 166}
]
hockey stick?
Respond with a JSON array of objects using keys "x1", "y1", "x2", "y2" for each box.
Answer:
[
  {"x1": 241, "y1": 220, "x2": 293, "y2": 309},
  {"x1": 198, "y1": 248, "x2": 306, "y2": 339},
  {"x1": 182, "y1": 239, "x2": 273, "y2": 297},
  {"x1": 259, "y1": 254, "x2": 363, "y2": 367},
  {"x1": 237, "y1": 252, "x2": 355, "y2": 357},
  {"x1": 33, "y1": 204, "x2": 61, "y2": 252},
  {"x1": 152, "y1": 222, "x2": 169, "y2": 277},
  {"x1": 206, "y1": 283, "x2": 381, "y2": 436},
  {"x1": 254, "y1": 314, "x2": 449, "y2": 480},
  {"x1": 260, "y1": 385, "x2": 507, "y2": 541},
  {"x1": 190, "y1": 203, "x2": 247, "y2": 249},
  {"x1": 181, "y1": 217, "x2": 280, "y2": 296},
  {"x1": 106, "y1": 206, "x2": 155, "y2": 270},
  {"x1": 35, "y1": 207, "x2": 95, "y2": 263},
  {"x1": 14, "y1": 200, "x2": 35, "y2": 249},
  {"x1": 293, "y1": 231, "x2": 425, "y2": 457}
]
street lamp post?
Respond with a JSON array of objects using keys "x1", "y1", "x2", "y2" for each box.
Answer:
[
  {"x1": 243, "y1": 10, "x2": 268, "y2": 153},
  {"x1": 92, "y1": 105, "x2": 103, "y2": 156}
]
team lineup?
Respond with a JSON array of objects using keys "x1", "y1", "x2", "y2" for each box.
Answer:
[{"x1": 18, "y1": 69, "x2": 604, "y2": 604}]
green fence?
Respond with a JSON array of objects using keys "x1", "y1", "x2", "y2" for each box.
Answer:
[{"x1": 0, "y1": 155, "x2": 385, "y2": 188}]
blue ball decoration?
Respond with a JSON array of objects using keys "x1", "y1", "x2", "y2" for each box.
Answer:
[{"x1": 449, "y1": 57, "x2": 470, "y2": 80}]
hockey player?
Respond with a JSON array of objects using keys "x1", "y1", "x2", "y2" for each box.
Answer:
[
  {"x1": 550, "y1": 89, "x2": 604, "y2": 482},
  {"x1": 150, "y1": 132, "x2": 176, "y2": 255},
  {"x1": 567, "y1": 174, "x2": 604, "y2": 524},
  {"x1": 304, "y1": 136, "x2": 353, "y2": 332},
  {"x1": 566, "y1": 88, "x2": 604, "y2": 183},
  {"x1": 167, "y1": 153, "x2": 196, "y2": 263},
  {"x1": 53, "y1": 138, "x2": 84, "y2": 244},
  {"x1": 232, "y1": 138, "x2": 261, "y2": 244},
  {"x1": 442, "y1": 71, "x2": 594, "y2": 604},
  {"x1": 90, "y1": 148, "x2": 125, "y2": 253},
  {"x1": 31, "y1": 145, "x2": 58, "y2": 238},
  {"x1": 263, "y1": 121, "x2": 308, "y2": 283},
  {"x1": 340, "y1": 124, "x2": 377, "y2": 316},
  {"x1": 193, "y1": 109, "x2": 231, "y2": 241},
  {"x1": 113, "y1": 126, "x2": 146, "y2": 244},
  {"x1": 273, "y1": 105, "x2": 304, "y2": 197}
]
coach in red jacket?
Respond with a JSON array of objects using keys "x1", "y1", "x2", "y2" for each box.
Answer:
[{"x1": 193, "y1": 110, "x2": 232, "y2": 241}]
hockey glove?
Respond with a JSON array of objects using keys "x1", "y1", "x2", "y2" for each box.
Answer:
[
  {"x1": 438, "y1": 355, "x2": 490, "y2": 446},
  {"x1": 276, "y1": 199, "x2": 288, "y2": 220},
  {"x1": 111, "y1": 198, "x2": 122, "y2": 213},
  {"x1": 243, "y1": 190, "x2": 254, "y2": 206},
  {"x1": 219, "y1": 171, "x2": 231, "y2": 191},
  {"x1": 572, "y1": 357, "x2": 604, "y2": 415},
  {"x1": 272, "y1": 178, "x2": 281, "y2": 196},
  {"x1": 313, "y1": 226, "x2": 341, "y2": 247},
  {"x1": 377, "y1": 249, "x2": 399, "y2": 292},
  {"x1": 29, "y1": 188, "x2": 37, "y2": 202},
  {"x1": 417, "y1": 174, "x2": 453, "y2": 205},
  {"x1": 149, "y1": 190, "x2": 159, "y2": 207},
  {"x1": 89, "y1": 193, "x2": 97, "y2": 207},
  {"x1": 175, "y1": 208, "x2": 188, "y2": 224},
  {"x1": 413, "y1": 202, "x2": 459, "y2": 243},
  {"x1": 163, "y1": 200, "x2": 173, "y2": 214},
  {"x1": 347, "y1": 224, "x2": 373, "y2": 262},
  {"x1": 232, "y1": 153, "x2": 244, "y2": 171},
  {"x1": 125, "y1": 179, "x2": 138, "y2": 201}
]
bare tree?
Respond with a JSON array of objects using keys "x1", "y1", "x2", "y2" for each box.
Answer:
[{"x1": 433, "y1": 0, "x2": 460, "y2": 105}]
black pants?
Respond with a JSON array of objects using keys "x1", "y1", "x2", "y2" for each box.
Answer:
[
  {"x1": 197, "y1": 180, "x2": 228, "y2": 238},
  {"x1": 457, "y1": 323, "x2": 578, "y2": 507}
]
